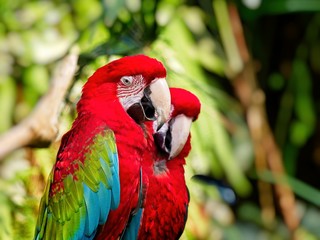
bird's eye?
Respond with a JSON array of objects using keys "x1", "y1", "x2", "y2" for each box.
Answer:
[{"x1": 121, "y1": 76, "x2": 133, "y2": 86}]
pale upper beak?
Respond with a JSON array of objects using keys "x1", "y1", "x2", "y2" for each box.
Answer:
[
  {"x1": 169, "y1": 114, "x2": 193, "y2": 159},
  {"x1": 154, "y1": 113, "x2": 193, "y2": 159},
  {"x1": 146, "y1": 78, "x2": 171, "y2": 130}
]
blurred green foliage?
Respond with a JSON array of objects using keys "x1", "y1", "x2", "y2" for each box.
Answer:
[{"x1": 1, "y1": 0, "x2": 320, "y2": 239}]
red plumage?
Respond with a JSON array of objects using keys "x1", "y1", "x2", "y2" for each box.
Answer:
[
  {"x1": 138, "y1": 88, "x2": 201, "y2": 239},
  {"x1": 170, "y1": 88, "x2": 201, "y2": 121},
  {"x1": 49, "y1": 55, "x2": 168, "y2": 239},
  {"x1": 78, "y1": 55, "x2": 166, "y2": 110},
  {"x1": 91, "y1": 55, "x2": 167, "y2": 239},
  {"x1": 36, "y1": 54, "x2": 203, "y2": 240}
]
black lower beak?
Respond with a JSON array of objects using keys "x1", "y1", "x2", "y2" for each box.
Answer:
[
  {"x1": 153, "y1": 124, "x2": 171, "y2": 155},
  {"x1": 126, "y1": 88, "x2": 157, "y2": 124},
  {"x1": 141, "y1": 95, "x2": 156, "y2": 121},
  {"x1": 127, "y1": 103, "x2": 146, "y2": 124}
]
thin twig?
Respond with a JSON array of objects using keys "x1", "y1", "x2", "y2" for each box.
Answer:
[{"x1": 0, "y1": 51, "x2": 79, "y2": 160}]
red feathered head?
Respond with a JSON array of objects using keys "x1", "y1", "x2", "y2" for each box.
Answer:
[
  {"x1": 154, "y1": 88, "x2": 201, "y2": 159},
  {"x1": 170, "y1": 88, "x2": 201, "y2": 120},
  {"x1": 86, "y1": 55, "x2": 166, "y2": 86},
  {"x1": 79, "y1": 55, "x2": 171, "y2": 128}
]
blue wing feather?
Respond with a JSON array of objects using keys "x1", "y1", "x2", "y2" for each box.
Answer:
[
  {"x1": 34, "y1": 125, "x2": 121, "y2": 240},
  {"x1": 83, "y1": 183, "x2": 100, "y2": 237},
  {"x1": 110, "y1": 164, "x2": 120, "y2": 209},
  {"x1": 121, "y1": 209, "x2": 143, "y2": 240},
  {"x1": 97, "y1": 182, "x2": 111, "y2": 224}
]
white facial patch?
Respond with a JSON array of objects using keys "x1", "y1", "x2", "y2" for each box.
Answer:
[{"x1": 117, "y1": 75, "x2": 145, "y2": 110}]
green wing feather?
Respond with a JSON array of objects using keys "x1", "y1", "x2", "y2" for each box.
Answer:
[{"x1": 35, "y1": 128, "x2": 120, "y2": 240}]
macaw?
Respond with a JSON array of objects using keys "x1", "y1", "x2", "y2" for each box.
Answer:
[
  {"x1": 137, "y1": 88, "x2": 201, "y2": 239},
  {"x1": 34, "y1": 55, "x2": 171, "y2": 240}
]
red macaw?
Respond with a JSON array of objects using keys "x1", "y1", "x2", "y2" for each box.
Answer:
[
  {"x1": 34, "y1": 55, "x2": 171, "y2": 240},
  {"x1": 138, "y1": 88, "x2": 201, "y2": 239}
]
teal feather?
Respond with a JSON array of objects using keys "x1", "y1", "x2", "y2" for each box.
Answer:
[
  {"x1": 110, "y1": 152, "x2": 120, "y2": 209},
  {"x1": 83, "y1": 183, "x2": 101, "y2": 237},
  {"x1": 34, "y1": 127, "x2": 121, "y2": 240},
  {"x1": 99, "y1": 155, "x2": 120, "y2": 210},
  {"x1": 121, "y1": 208, "x2": 143, "y2": 240},
  {"x1": 97, "y1": 182, "x2": 111, "y2": 224}
]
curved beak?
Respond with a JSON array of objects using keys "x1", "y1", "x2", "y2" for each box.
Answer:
[
  {"x1": 144, "y1": 78, "x2": 171, "y2": 130},
  {"x1": 169, "y1": 115, "x2": 192, "y2": 159}
]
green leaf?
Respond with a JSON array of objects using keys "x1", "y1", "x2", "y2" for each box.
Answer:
[
  {"x1": 256, "y1": 171, "x2": 320, "y2": 207},
  {"x1": 213, "y1": 0, "x2": 243, "y2": 76},
  {"x1": 0, "y1": 76, "x2": 15, "y2": 133},
  {"x1": 0, "y1": 192, "x2": 13, "y2": 240}
]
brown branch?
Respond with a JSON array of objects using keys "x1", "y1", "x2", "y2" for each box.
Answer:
[
  {"x1": 0, "y1": 51, "x2": 79, "y2": 160},
  {"x1": 247, "y1": 91, "x2": 276, "y2": 225},
  {"x1": 227, "y1": 2, "x2": 300, "y2": 234}
]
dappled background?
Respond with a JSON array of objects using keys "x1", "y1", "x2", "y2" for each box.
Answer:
[{"x1": 1, "y1": 0, "x2": 320, "y2": 239}]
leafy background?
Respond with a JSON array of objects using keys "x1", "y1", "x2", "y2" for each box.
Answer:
[{"x1": 1, "y1": 0, "x2": 320, "y2": 239}]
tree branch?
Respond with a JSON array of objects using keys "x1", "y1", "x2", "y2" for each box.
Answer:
[{"x1": 0, "y1": 51, "x2": 79, "y2": 160}]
